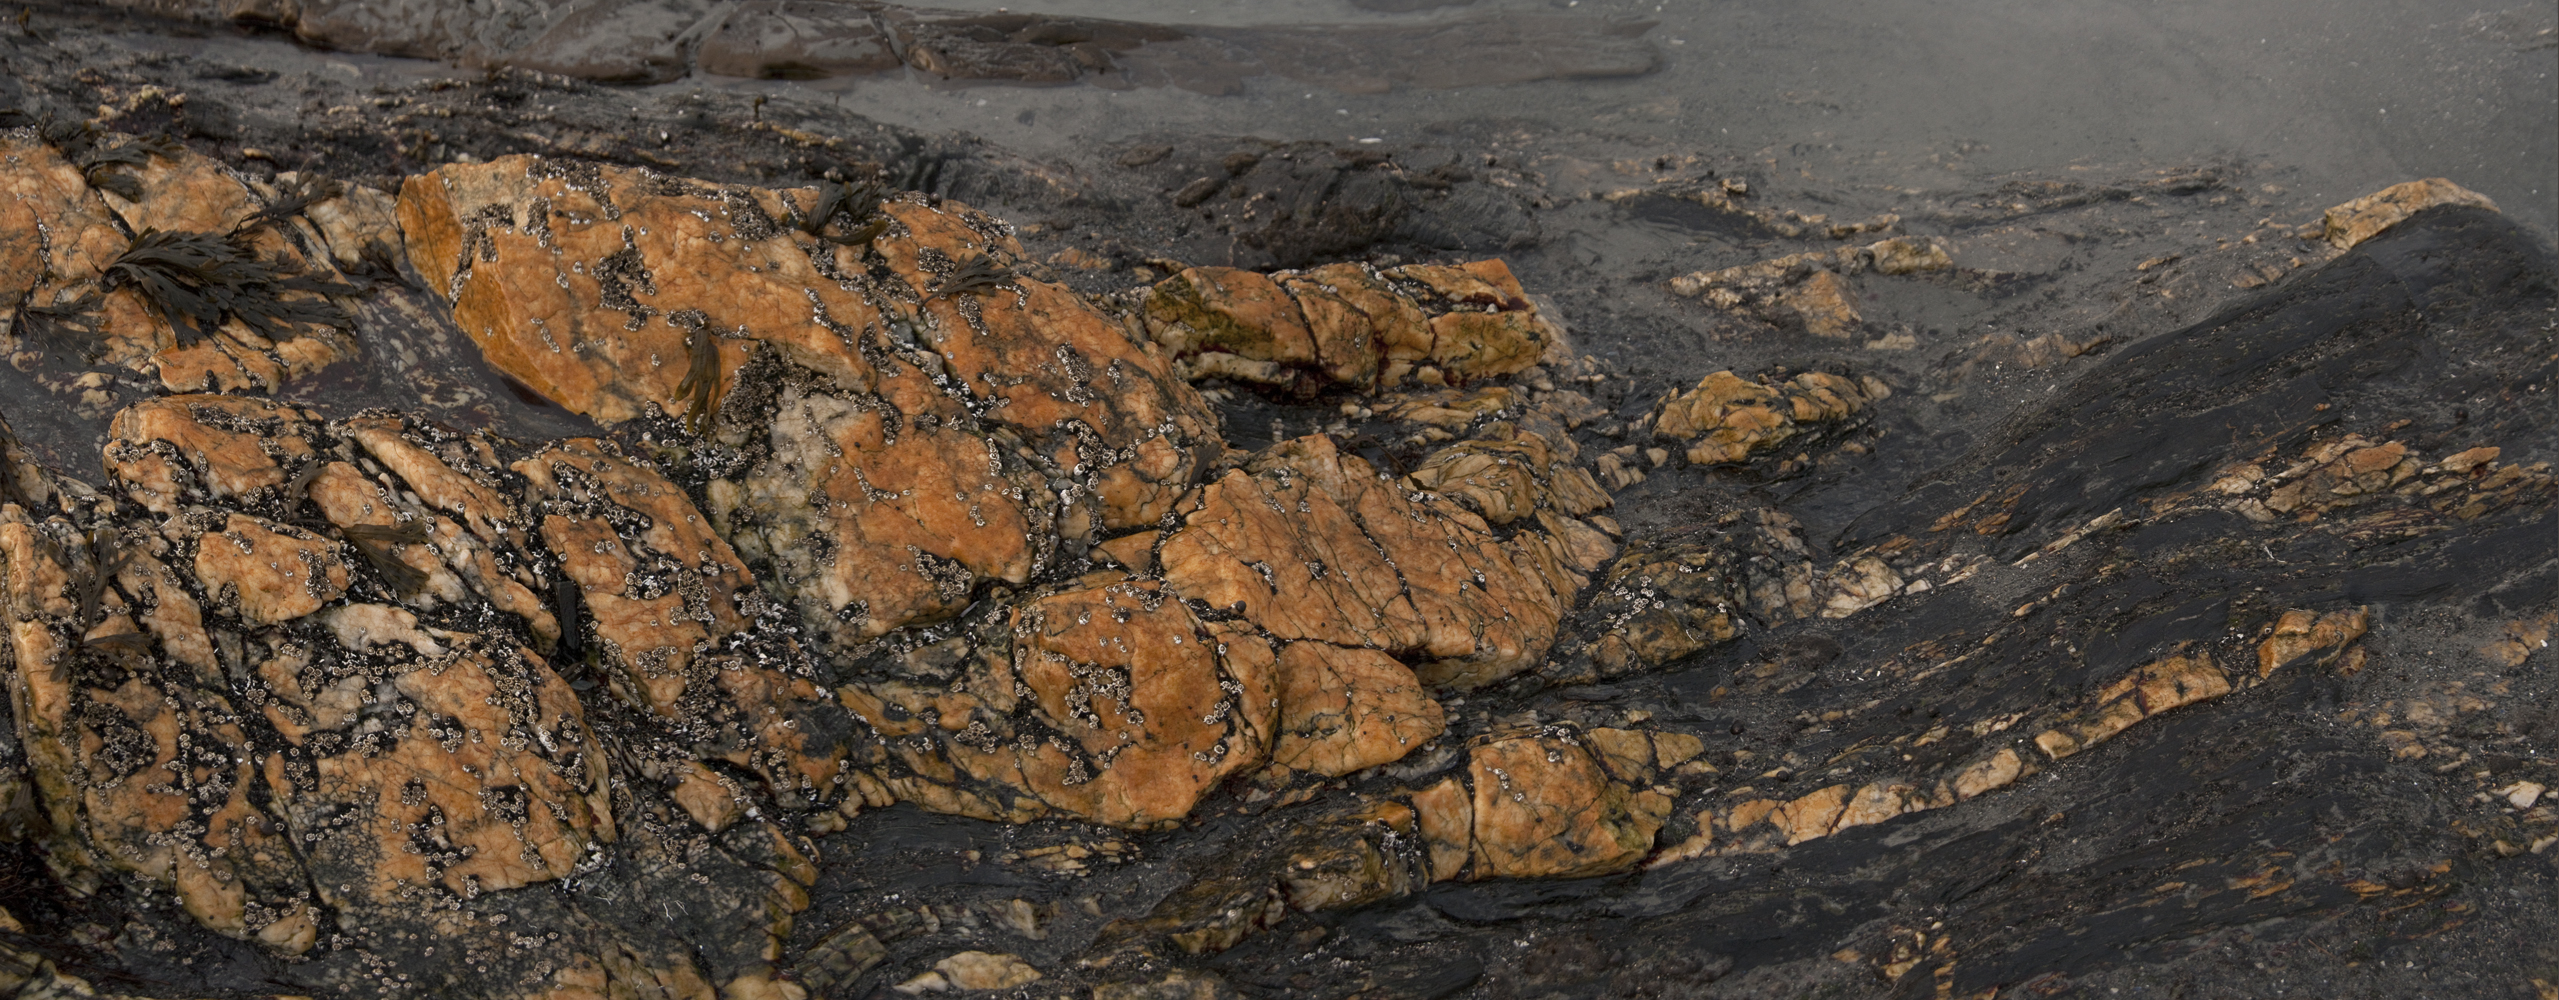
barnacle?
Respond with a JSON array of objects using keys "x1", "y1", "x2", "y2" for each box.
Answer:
[
  {"x1": 343, "y1": 522, "x2": 430, "y2": 594},
  {"x1": 927, "y1": 254, "x2": 1015, "y2": 302},
  {"x1": 671, "y1": 313, "x2": 724, "y2": 435},
  {"x1": 99, "y1": 229, "x2": 360, "y2": 346}
]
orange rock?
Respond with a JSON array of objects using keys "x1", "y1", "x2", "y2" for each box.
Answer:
[
  {"x1": 0, "y1": 134, "x2": 129, "y2": 338},
  {"x1": 102, "y1": 396, "x2": 323, "y2": 513},
  {"x1": 194, "y1": 513, "x2": 350, "y2": 624},
  {"x1": 1465, "y1": 731, "x2": 1669, "y2": 878},
  {"x1": 1651, "y1": 370, "x2": 1876, "y2": 466},
  {"x1": 1157, "y1": 435, "x2": 1572, "y2": 689},
  {"x1": 1952, "y1": 748, "x2": 2024, "y2": 801},
  {"x1": 1408, "y1": 776, "x2": 1474, "y2": 881},
  {"x1": 2257, "y1": 607, "x2": 2371, "y2": 677},
  {"x1": 1271, "y1": 643, "x2": 1445, "y2": 777},
  {"x1": 294, "y1": 642, "x2": 614, "y2": 906},
  {"x1": 1770, "y1": 784, "x2": 1851, "y2": 845},
  {"x1": 1145, "y1": 258, "x2": 1554, "y2": 391},
  {"x1": 399, "y1": 159, "x2": 1221, "y2": 539},
  {"x1": 1584, "y1": 728, "x2": 1659, "y2": 784},
  {"x1": 994, "y1": 580, "x2": 1279, "y2": 827},
  {"x1": 1779, "y1": 268, "x2": 1860, "y2": 338},
  {"x1": 517, "y1": 439, "x2": 754, "y2": 713},
  {"x1": 1146, "y1": 266, "x2": 1319, "y2": 370},
  {"x1": 1404, "y1": 423, "x2": 1611, "y2": 528},
  {"x1": 730, "y1": 387, "x2": 1053, "y2": 642},
  {"x1": 2321, "y1": 178, "x2": 2497, "y2": 250}
]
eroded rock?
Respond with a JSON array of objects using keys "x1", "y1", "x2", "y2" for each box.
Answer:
[
  {"x1": 1144, "y1": 258, "x2": 1558, "y2": 392},
  {"x1": 1666, "y1": 237, "x2": 1951, "y2": 338},
  {"x1": 1648, "y1": 370, "x2": 1883, "y2": 467}
]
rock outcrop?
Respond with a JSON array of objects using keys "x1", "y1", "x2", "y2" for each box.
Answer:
[
  {"x1": 6, "y1": 113, "x2": 2552, "y2": 1000},
  {"x1": 1143, "y1": 259, "x2": 1559, "y2": 392}
]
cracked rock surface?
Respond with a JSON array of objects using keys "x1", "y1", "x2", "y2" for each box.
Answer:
[{"x1": 0, "y1": 17, "x2": 2555, "y2": 999}]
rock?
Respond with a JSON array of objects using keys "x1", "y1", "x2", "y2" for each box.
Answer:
[
  {"x1": 2034, "y1": 650, "x2": 2233, "y2": 759},
  {"x1": 1, "y1": 133, "x2": 359, "y2": 394},
  {"x1": 981, "y1": 579, "x2": 1280, "y2": 828},
  {"x1": 518, "y1": 438, "x2": 755, "y2": 713},
  {"x1": 1665, "y1": 237, "x2": 1951, "y2": 336},
  {"x1": 1569, "y1": 508, "x2": 1918, "y2": 678},
  {"x1": 1156, "y1": 435, "x2": 1573, "y2": 690},
  {"x1": 1409, "y1": 774, "x2": 1474, "y2": 881},
  {"x1": 2321, "y1": 178, "x2": 2498, "y2": 250},
  {"x1": 0, "y1": 133, "x2": 129, "y2": 342},
  {"x1": 194, "y1": 513, "x2": 351, "y2": 623},
  {"x1": 2256, "y1": 607, "x2": 2371, "y2": 677},
  {"x1": 1464, "y1": 730, "x2": 1670, "y2": 878},
  {"x1": 1403, "y1": 423, "x2": 1611, "y2": 529},
  {"x1": 1145, "y1": 259, "x2": 1556, "y2": 392},
  {"x1": 1093, "y1": 969, "x2": 1238, "y2": 1000},
  {"x1": 727, "y1": 379, "x2": 1057, "y2": 644},
  {"x1": 930, "y1": 950, "x2": 1041, "y2": 990},
  {"x1": 1271, "y1": 643, "x2": 1445, "y2": 778},
  {"x1": 1276, "y1": 799, "x2": 1422, "y2": 912},
  {"x1": 1648, "y1": 370, "x2": 1877, "y2": 467},
  {"x1": 1951, "y1": 748, "x2": 2024, "y2": 801},
  {"x1": 0, "y1": 503, "x2": 613, "y2": 959},
  {"x1": 500, "y1": 0, "x2": 710, "y2": 83},
  {"x1": 399, "y1": 156, "x2": 1221, "y2": 537}
]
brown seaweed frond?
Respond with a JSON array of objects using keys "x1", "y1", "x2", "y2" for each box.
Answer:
[
  {"x1": 797, "y1": 178, "x2": 890, "y2": 246},
  {"x1": 100, "y1": 229, "x2": 360, "y2": 346},
  {"x1": 926, "y1": 254, "x2": 1015, "y2": 302},
  {"x1": 344, "y1": 521, "x2": 430, "y2": 595},
  {"x1": 236, "y1": 174, "x2": 344, "y2": 236},
  {"x1": 670, "y1": 310, "x2": 724, "y2": 436}
]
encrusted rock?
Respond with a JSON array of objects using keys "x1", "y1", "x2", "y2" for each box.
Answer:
[
  {"x1": 1158, "y1": 435, "x2": 1575, "y2": 689},
  {"x1": 1461, "y1": 729, "x2": 1670, "y2": 878},
  {"x1": 1271, "y1": 642, "x2": 1445, "y2": 778},
  {"x1": 1648, "y1": 370, "x2": 1881, "y2": 467},
  {"x1": 1144, "y1": 259, "x2": 1557, "y2": 391},
  {"x1": 1, "y1": 132, "x2": 362, "y2": 393},
  {"x1": 399, "y1": 156, "x2": 1223, "y2": 538}
]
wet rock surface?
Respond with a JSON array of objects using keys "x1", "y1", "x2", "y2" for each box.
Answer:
[{"x1": 1, "y1": 10, "x2": 2557, "y2": 1000}]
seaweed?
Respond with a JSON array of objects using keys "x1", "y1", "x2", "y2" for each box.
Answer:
[
  {"x1": 236, "y1": 174, "x2": 343, "y2": 236},
  {"x1": 670, "y1": 310, "x2": 723, "y2": 435},
  {"x1": 926, "y1": 254, "x2": 1016, "y2": 302},
  {"x1": 342, "y1": 522, "x2": 429, "y2": 595},
  {"x1": 99, "y1": 229, "x2": 360, "y2": 346},
  {"x1": 796, "y1": 178, "x2": 889, "y2": 246},
  {"x1": 8, "y1": 292, "x2": 103, "y2": 356},
  {"x1": 71, "y1": 135, "x2": 182, "y2": 202},
  {"x1": 71, "y1": 529, "x2": 136, "y2": 632},
  {"x1": 80, "y1": 633, "x2": 154, "y2": 656}
]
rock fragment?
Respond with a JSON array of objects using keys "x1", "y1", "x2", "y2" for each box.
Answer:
[
  {"x1": 1648, "y1": 370, "x2": 1880, "y2": 467},
  {"x1": 1666, "y1": 237, "x2": 1951, "y2": 338}
]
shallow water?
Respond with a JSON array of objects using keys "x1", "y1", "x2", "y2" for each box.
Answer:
[{"x1": 683, "y1": 0, "x2": 2556, "y2": 237}]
